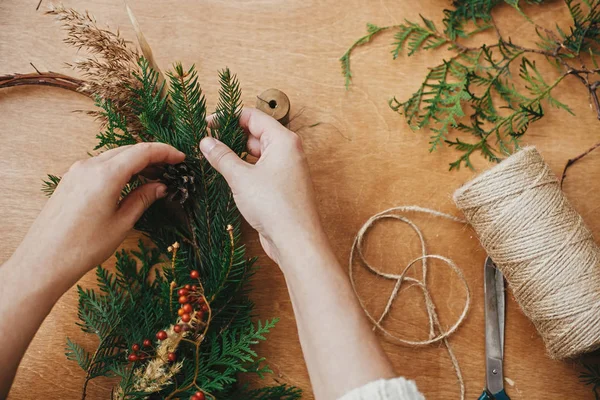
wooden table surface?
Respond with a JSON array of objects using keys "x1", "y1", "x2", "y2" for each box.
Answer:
[{"x1": 2, "y1": 0, "x2": 599, "y2": 399}]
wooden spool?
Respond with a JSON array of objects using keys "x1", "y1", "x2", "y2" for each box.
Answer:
[{"x1": 256, "y1": 88, "x2": 291, "y2": 126}]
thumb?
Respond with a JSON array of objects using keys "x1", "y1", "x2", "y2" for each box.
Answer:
[
  {"x1": 200, "y1": 136, "x2": 247, "y2": 183},
  {"x1": 118, "y1": 182, "x2": 167, "y2": 227}
]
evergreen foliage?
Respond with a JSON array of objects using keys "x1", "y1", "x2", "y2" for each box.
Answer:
[
  {"x1": 580, "y1": 362, "x2": 600, "y2": 400},
  {"x1": 341, "y1": 0, "x2": 600, "y2": 170},
  {"x1": 49, "y1": 58, "x2": 300, "y2": 399}
]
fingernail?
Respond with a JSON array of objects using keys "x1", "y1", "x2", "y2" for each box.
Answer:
[
  {"x1": 200, "y1": 137, "x2": 217, "y2": 154},
  {"x1": 156, "y1": 184, "x2": 168, "y2": 199}
]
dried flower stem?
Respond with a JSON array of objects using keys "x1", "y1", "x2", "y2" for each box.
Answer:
[{"x1": 168, "y1": 242, "x2": 180, "y2": 315}]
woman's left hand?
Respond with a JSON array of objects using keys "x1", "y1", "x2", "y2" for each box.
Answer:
[
  {"x1": 10, "y1": 142, "x2": 185, "y2": 289},
  {"x1": 0, "y1": 142, "x2": 185, "y2": 398}
]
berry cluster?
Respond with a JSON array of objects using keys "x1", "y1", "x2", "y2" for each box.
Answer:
[
  {"x1": 127, "y1": 339, "x2": 153, "y2": 362},
  {"x1": 175, "y1": 271, "x2": 209, "y2": 327}
]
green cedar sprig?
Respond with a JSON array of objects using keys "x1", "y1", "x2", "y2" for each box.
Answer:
[{"x1": 341, "y1": 0, "x2": 600, "y2": 171}]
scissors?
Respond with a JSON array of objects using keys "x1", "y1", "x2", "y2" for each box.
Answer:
[{"x1": 478, "y1": 257, "x2": 510, "y2": 400}]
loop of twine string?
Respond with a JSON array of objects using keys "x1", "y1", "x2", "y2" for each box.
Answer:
[{"x1": 349, "y1": 205, "x2": 470, "y2": 400}]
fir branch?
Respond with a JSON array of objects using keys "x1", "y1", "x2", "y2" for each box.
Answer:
[
  {"x1": 95, "y1": 97, "x2": 137, "y2": 150},
  {"x1": 42, "y1": 174, "x2": 61, "y2": 197},
  {"x1": 131, "y1": 58, "x2": 171, "y2": 143},
  {"x1": 168, "y1": 63, "x2": 207, "y2": 156}
]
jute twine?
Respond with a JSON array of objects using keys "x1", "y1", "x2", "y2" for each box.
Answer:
[
  {"x1": 349, "y1": 206, "x2": 470, "y2": 400},
  {"x1": 454, "y1": 146, "x2": 600, "y2": 360}
]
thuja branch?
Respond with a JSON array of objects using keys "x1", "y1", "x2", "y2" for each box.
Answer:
[
  {"x1": 341, "y1": 0, "x2": 600, "y2": 171},
  {"x1": 0, "y1": 71, "x2": 87, "y2": 94}
]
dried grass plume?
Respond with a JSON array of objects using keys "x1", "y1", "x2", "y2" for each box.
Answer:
[{"x1": 47, "y1": 4, "x2": 143, "y2": 133}]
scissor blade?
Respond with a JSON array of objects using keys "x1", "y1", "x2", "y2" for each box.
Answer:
[
  {"x1": 495, "y1": 259, "x2": 505, "y2": 357},
  {"x1": 484, "y1": 257, "x2": 505, "y2": 395}
]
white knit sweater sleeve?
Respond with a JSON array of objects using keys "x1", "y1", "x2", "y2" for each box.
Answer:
[{"x1": 337, "y1": 378, "x2": 425, "y2": 400}]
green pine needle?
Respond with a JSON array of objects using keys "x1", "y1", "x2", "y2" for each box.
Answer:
[{"x1": 42, "y1": 174, "x2": 61, "y2": 197}]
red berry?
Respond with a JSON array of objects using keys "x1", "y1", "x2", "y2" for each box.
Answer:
[
  {"x1": 181, "y1": 313, "x2": 191, "y2": 322},
  {"x1": 200, "y1": 303, "x2": 209, "y2": 312},
  {"x1": 183, "y1": 303, "x2": 193, "y2": 313},
  {"x1": 167, "y1": 352, "x2": 177, "y2": 362},
  {"x1": 178, "y1": 295, "x2": 188, "y2": 304},
  {"x1": 192, "y1": 285, "x2": 198, "y2": 291},
  {"x1": 178, "y1": 308, "x2": 185, "y2": 316},
  {"x1": 156, "y1": 330, "x2": 168, "y2": 341},
  {"x1": 143, "y1": 339, "x2": 152, "y2": 347},
  {"x1": 196, "y1": 311, "x2": 205, "y2": 320},
  {"x1": 173, "y1": 324, "x2": 182, "y2": 333},
  {"x1": 132, "y1": 343, "x2": 140, "y2": 352},
  {"x1": 128, "y1": 354, "x2": 139, "y2": 362},
  {"x1": 185, "y1": 284, "x2": 191, "y2": 290},
  {"x1": 178, "y1": 288, "x2": 189, "y2": 296},
  {"x1": 195, "y1": 392, "x2": 206, "y2": 400},
  {"x1": 190, "y1": 270, "x2": 200, "y2": 279}
]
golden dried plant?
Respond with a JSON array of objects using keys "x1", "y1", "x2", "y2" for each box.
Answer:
[
  {"x1": 47, "y1": 4, "x2": 143, "y2": 133},
  {"x1": 113, "y1": 324, "x2": 185, "y2": 399}
]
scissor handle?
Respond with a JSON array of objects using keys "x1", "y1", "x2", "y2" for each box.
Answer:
[
  {"x1": 478, "y1": 389, "x2": 510, "y2": 400},
  {"x1": 492, "y1": 389, "x2": 510, "y2": 400},
  {"x1": 478, "y1": 391, "x2": 492, "y2": 400}
]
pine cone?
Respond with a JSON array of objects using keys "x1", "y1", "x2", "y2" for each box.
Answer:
[{"x1": 161, "y1": 163, "x2": 196, "y2": 204}]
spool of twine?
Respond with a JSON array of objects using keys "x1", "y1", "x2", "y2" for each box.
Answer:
[
  {"x1": 454, "y1": 146, "x2": 600, "y2": 359},
  {"x1": 256, "y1": 88, "x2": 291, "y2": 125}
]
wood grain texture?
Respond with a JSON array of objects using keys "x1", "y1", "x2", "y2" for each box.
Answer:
[{"x1": 1, "y1": 0, "x2": 598, "y2": 398}]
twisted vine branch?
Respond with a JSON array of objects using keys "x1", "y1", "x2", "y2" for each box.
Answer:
[{"x1": 0, "y1": 71, "x2": 87, "y2": 94}]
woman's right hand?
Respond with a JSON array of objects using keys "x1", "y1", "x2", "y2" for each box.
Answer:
[
  {"x1": 200, "y1": 108, "x2": 324, "y2": 265},
  {"x1": 202, "y1": 108, "x2": 397, "y2": 400}
]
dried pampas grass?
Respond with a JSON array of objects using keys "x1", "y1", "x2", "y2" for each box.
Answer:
[{"x1": 47, "y1": 4, "x2": 143, "y2": 133}]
